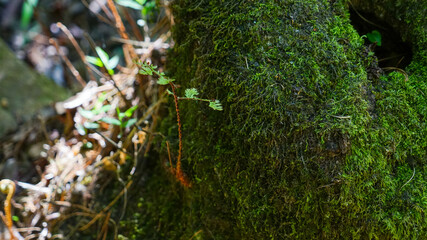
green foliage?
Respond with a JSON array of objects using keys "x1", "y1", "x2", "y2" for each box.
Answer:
[
  {"x1": 184, "y1": 88, "x2": 199, "y2": 98},
  {"x1": 21, "y1": 0, "x2": 38, "y2": 29},
  {"x1": 12, "y1": 216, "x2": 19, "y2": 222},
  {"x1": 137, "y1": 62, "x2": 222, "y2": 111},
  {"x1": 86, "y1": 47, "x2": 119, "y2": 75},
  {"x1": 115, "y1": 0, "x2": 156, "y2": 20},
  {"x1": 208, "y1": 100, "x2": 223, "y2": 111},
  {"x1": 76, "y1": 94, "x2": 137, "y2": 135},
  {"x1": 115, "y1": 0, "x2": 143, "y2": 10},
  {"x1": 366, "y1": 30, "x2": 382, "y2": 46}
]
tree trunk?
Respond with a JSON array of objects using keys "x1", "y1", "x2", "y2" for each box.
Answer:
[{"x1": 126, "y1": 0, "x2": 426, "y2": 239}]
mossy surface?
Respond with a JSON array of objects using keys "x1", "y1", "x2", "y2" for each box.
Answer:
[{"x1": 125, "y1": 0, "x2": 426, "y2": 239}]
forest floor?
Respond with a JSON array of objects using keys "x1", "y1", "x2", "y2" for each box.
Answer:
[{"x1": 0, "y1": 1, "x2": 172, "y2": 239}]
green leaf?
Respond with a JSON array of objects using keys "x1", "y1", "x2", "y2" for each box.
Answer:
[
  {"x1": 83, "y1": 141, "x2": 93, "y2": 149},
  {"x1": 185, "y1": 88, "x2": 199, "y2": 98},
  {"x1": 115, "y1": 0, "x2": 143, "y2": 10},
  {"x1": 78, "y1": 108, "x2": 95, "y2": 119},
  {"x1": 75, "y1": 123, "x2": 86, "y2": 135},
  {"x1": 86, "y1": 56, "x2": 104, "y2": 67},
  {"x1": 124, "y1": 105, "x2": 138, "y2": 117},
  {"x1": 141, "y1": 1, "x2": 156, "y2": 17},
  {"x1": 12, "y1": 216, "x2": 19, "y2": 222},
  {"x1": 139, "y1": 66, "x2": 153, "y2": 75},
  {"x1": 123, "y1": 118, "x2": 137, "y2": 128},
  {"x1": 166, "y1": 89, "x2": 174, "y2": 95},
  {"x1": 108, "y1": 55, "x2": 120, "y2": 69},
  {"x1": 209, "y1": 100, "x2": 223, "y2": 111},
  {"x1": 100, "y1": 104, "x2": 112, "y2": 114},
  {"x1": 95, "y1": 47, "x2": 111, "y2": 69},
  {"x1": 100, "y1": 117, "x2": 122, "y2": 126},
  {"x1": 157, "y1": 76, "x2": 174, "y2": 85},
  {"x1": 118, "y1": 112, "x2": 126, "y2": 121},
  {"x1": 83, "y1": 121, "x2": 100, "y2": 129},
  {"x1": 366, "y1": 30, "x2": 382, "y2": 46},
  {"x1": 135, "y1": 0, "x2": 147, "y2": 5},
  {"x1": 20, "y1": 0, "x2": 38, "y2": 29}
]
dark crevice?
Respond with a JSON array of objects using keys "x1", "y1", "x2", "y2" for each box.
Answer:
[{"x1": 349, "y1": 7, "x2": 413, "y2": 69}]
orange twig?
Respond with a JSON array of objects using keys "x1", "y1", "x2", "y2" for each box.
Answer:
[
  {"x1": 0, "y1": 180, "x2": 16, "y2": 240},
  {"x1": 120, "y1": 6, "x2": 144, "y2": 41},
  {"x1": 169, "y1": 83, "x2": 191, "y2": 187},
  {"x1": 106, "y1": 0, "x2": 137, "y2": 60}
]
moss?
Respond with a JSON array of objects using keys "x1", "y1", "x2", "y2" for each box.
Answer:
[{"x1": 127, "y1": 0, "x2": 426, "y2": 239}]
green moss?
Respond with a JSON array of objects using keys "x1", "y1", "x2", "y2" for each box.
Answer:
[{"x1": 127, "y1": 0, "x2": 426, "y2": 239}]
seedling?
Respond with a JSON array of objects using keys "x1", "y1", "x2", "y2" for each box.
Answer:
[
  {"x1": 366, "y1": 30, "x2": 382, "y2": 46},
  {"x1": 138, "y1": 62, "x2": 223, "y2": 111},
  {"x1": 86, "y1": 47, "x2": 120, "y2": 75},
  {"x1": 137, "y1": 61, "x2": 222, "y2": 187},
  {"x1": 76, "y1": 93, "x2": 138, "y2": 137}
]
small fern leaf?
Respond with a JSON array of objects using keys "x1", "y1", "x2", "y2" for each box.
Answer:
[
  {"x1": 209, "y1": 100, "x2": 223, "y2": 111},
  {"x1": 185, "y1": 88, "x2": 199, "y2": 98},
  {"x1": 157, "y1": 76, "x2": 174, "y2": 85}
]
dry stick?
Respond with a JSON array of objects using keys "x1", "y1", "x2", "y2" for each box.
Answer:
[
  {"x1": 120, "y1": 6, "x2": 144, "y2": 41},
  {"x1": 94, "y1": 0, "x2": 114, "y2": 20},
  {"x1": 50, "y1": 38, "x2": 86, "y2": 87},
  {"x1": 189, "y1": 230, "x2": 203, "y2": 240},
  {"x1": 81, "y1": 0, "x2": 114, "y2": 26},
  {"x1": 348, "y1": 1, "x2": 387, "y2": 30},
  {"x1": 98, "y1": 211, "x2": 111, "y2": 240},
  {"x1": 32, "y1": 5, "x2": 50, "y2": 37},
  {"x1": 106, "y1": 0, "x2": 137, "y2": 60},
  {"x1": 400, "y1": 168, "x2": 416, "y2": 191},
  {"x1": 57, "y1": 22, "x2": 96, "y2": 81}
]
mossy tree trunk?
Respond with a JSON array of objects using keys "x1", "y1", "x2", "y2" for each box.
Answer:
[{"x1": 125, "y1": 0, "x2": 426, "y2": 239}]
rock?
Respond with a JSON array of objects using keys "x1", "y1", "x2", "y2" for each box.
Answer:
[{"x1": 0, "y1": 38, "x2": 69, "y2": 137}]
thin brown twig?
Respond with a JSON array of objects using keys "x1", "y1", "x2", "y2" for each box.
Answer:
[
  {"x1": 81, "y1": 0, "x2": 114, "y2": 25},
  {"x1": 120, "y1": 6, "x2": 144, "y2": 41},
  {"x1": 189, "y1": 230, "x2": 203, "y2": 240},
  {"x1": 94, "y1": 0, "x2": 114, "y2": 20},
  {"x1": 50, "y1": 38, "x2": 86, "y2": 87},
  {"x1": 106, "y1": 0, "x2": 137, "y2": 60},
  {"x1": 98, "y1": 211, "x2": 110, "y2": 240},
  {"x1": 56, "y1": 22, "x2": 96, "y2": 81}
]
